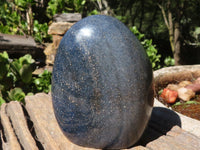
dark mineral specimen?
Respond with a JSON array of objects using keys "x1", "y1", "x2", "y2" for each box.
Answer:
[{"x1": 52, "y1": 15, "x2": 154, "y2": 149}]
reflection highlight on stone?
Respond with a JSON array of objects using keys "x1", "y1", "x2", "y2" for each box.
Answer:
[{"x1": 76, "y1": 27, "x2": 93, "y2": 41}]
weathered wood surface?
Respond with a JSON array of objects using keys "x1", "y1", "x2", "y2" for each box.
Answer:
[
  {"x1": 0, "y1": 33, "x2": 36, "y2": 48},
  {"x1": 146, "y1": 126, "x2": 200, "y2": 150},
  {"x1": 0, "y1": 93, "x2": 200, "y2": 150},
  {"x1": 53, "y1": 13, "x2": 82, "y2": 22},
  {"x1": 0, "y1": 33, "x2": 44, "y2": 58}
]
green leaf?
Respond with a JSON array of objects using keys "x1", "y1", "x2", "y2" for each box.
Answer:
[
  {"x1": 19, "y1": 64, "x2": 33, "y2": 84},
  {"x1": 130, "y1": 26, "x2": 161, "y2": 70},
  {"x1": 0, "y1": 54, "x2": 9, "y2": 80},
  {"x1": 33, "y1": 70, "x2": 52, "y2": 93},
  {"x1": 0, "y1": 97, "x2": 6, "y2": 106},
  {"x1": 27, "y1": 92, "x2": 34, "y2": 96},
  {"x1": 11, "y1": 60, "x2": 22, "y2": 73},
  {"x1": 172, "y1": 101, "x2": 182, "y2": 106},
  {"x1": 158, "y1": 89, "x2": 163, "y2": 95},
  {"x1": 164, "y1": 56, "x2": 175, "y2": 67},
  {"x1": 0, "y1": 51, "x2": 9, "y2": 59},
  {"x1": 81, "y1": 0, "x2": 86, "y2": 5},
  {"x1": 38, "y1": 70, "x2": 48, "y2": 77},
  {"x1": 173, "y1": 100, "x2": 200, "y2": 107},
  {"x1": 48, "y1": 84, "x2": 52, "y2": 92},
  {"x1": 7, "y1": 88, "x2": 25, "y2": 102},
  {"x1": 185, "y1": 101, "x2": 200, "y2": 105},
  {"x1": 33, "y1": 78, "x2": 41, "y2": 85},
  {"x1": 19, "y1": 54, "x2": 35, "y2": 65}
]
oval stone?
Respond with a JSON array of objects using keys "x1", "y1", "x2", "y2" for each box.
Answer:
[{"x1": 52, "y1": 15, "x2": 154, "y2": 149}]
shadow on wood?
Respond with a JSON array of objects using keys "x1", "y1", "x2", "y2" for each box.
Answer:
[
  {"x1": 0, "y1": 93, "x2": 199, "y2": 150},
  {"x1": 135, "y1": 107, "x2": 181, "y2": 146}
]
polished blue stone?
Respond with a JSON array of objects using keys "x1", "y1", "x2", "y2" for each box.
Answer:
[{"x1": 52, "y1": 15, "x2": 154, "y2": 149}]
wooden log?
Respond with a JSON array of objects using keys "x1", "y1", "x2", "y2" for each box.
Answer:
[
  {"x1": 128, "y1": 146, "x2": 150, "y2": 150},
  {"x1": 1, "y1": 93, "x2": 200, "y2": 150},
  {"x1": 146, "y1": 126, "x2": 200, "y2": 150},
  {"x1": 0, "y1": 33, "x2": 36, "y2": 47},
  {"x1": 25, "y1": 93, "x2": 97, "y2": 150},
  {"x1": 25, "y1": 93, "x2": 148, "y2": 150},
  {"x1": 0, "y1": 33, "x2": 44, "y2": 59},
  {"x1": 0, "y1": 103, "x2": 21, "y2": 150},
  {"x1": 6, "y1": 101, "x2": 38, "y2": 150},
  {"x1": 0, "y1": 33, "x2": 36, "y2": 53}
]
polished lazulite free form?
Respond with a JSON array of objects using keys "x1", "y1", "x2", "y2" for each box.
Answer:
[{"x1": 52, "y1": 15, "x2": 154, "y2": 149}]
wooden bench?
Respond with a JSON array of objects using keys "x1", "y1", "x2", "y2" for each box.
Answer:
[{"x1": 0, "y1": 93, "x2": 200, "y2": 150}]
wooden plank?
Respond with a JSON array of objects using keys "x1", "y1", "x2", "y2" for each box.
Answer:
[
  {"x1": 6, "y1": 101, "x2": 38, "y2": 150},
  {"x1": 25, "y1": 93, "x2": 97, "y2": 150},
  {"x1": 25, "y1": 93, "x2": 61, "y2": 150},
  {"x1": 127, "y1": 146, "x2": 150, "y2": 150},
  {"x1": 146, "y1": 126, "x2": 200, "y2": 150},
  {"x1": 0, "y1": 103, "x2": 21, "y2": 150},
  {"x1": 25, "y1": 93, "x2": 148, "y2": 150},
  {"x1": 0, "y1": 33, "x2": 36, "y2": 49},
  {"x1": 167, "y1": 126, "x2": 200, "y2": 149},
  {"x1": 24, "y1": 93, "x2": 200, "y2": 150},
  {"x1": 0, "y1": 33, "x2": 44, "y2": 59},
  {"x1": 0, "y1": 93, "x2": 200, "y2": 150}
]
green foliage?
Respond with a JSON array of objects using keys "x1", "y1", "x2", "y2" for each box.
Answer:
[
  {"x1": 88, "y1": 9, "x2": 100, "y2": 15},
  {"x1": 0, "y1": 0, "x2": 50, "y2": 43},
  {"x1": 10, "y1": 54, "x2": 35, "y2": 84},
  {"x1": 33, "y1": 20, "x2": 50, "y2": 43},
  {"x1": 0, "y1": 52, "x2": 52, "y2": 106},
  {"x1": 188, "y1": 27, "x2": 200, "y2": 46},
  {"x1": 1, "y1": 0, "x2": 199, "y2": 66},
  {"x1": 0, "y1": 2, "x2": 24, "y2": 35},
  {"x1": 164, "y1": 56, "x2": 175, "y2": 67},
  {"x1": 0, "y1": 52, "x2": 10, "y2": 80},
  {"x1": 8, "y1": 88, "x2": 26, "y2": 103},
  {"x1": 33, "y1": 70, "x2": 52, "y2": 93},
  {"x1": 130, "y1": 26, "x2": 161, "y2": 70},
  {"x1": 46, "y1": 0, "x2": 86, "y2": 19},
  {"x1": 46, "y1": 0, "x2": 65, "y2": 18},
  {"x1": 172, "y1": 100, "x2": 200, "y2": 107},
  {"x1": 0, "y1": 97, "x2": 6, "y2": 106}
]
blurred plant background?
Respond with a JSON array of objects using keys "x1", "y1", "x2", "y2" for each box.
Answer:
[
  {"x1": 0, "y1": 52, "x2": 52, "y2": 105},
  {"x1": 1, "y1": 0, "x2": 200, "y2": 66},
  {"x1": 0, "y1": 0, "x2": 200, "y2": 104}
]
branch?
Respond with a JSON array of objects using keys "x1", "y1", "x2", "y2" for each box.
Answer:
[
  {"x1": 96, "y1": 0, "x2": 103, "y2": 11},
  {"x1": 102, "y1": 0, "x2": 108, "y2": 8},
  {"x1": 157, "y1": 3, "x2": 169, "y2": 29},
  {"x1": 184, "y1": 40, "x2": 200, "y2": 46}
]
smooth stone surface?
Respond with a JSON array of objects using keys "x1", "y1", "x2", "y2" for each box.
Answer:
[{"x1": 52, "y1": 15, "x2": 154, "y2": 149}]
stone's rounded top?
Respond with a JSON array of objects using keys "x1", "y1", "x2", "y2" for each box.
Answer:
[
  {"x1": 64, "y1": 15, "x2": 140, "y2": 42},
  {"x1": 59, "y1": 15, "x2": 151, "y2": 70},
  {"x1": 52, "y1": 15, "x2": 154, "y2": 149}
]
